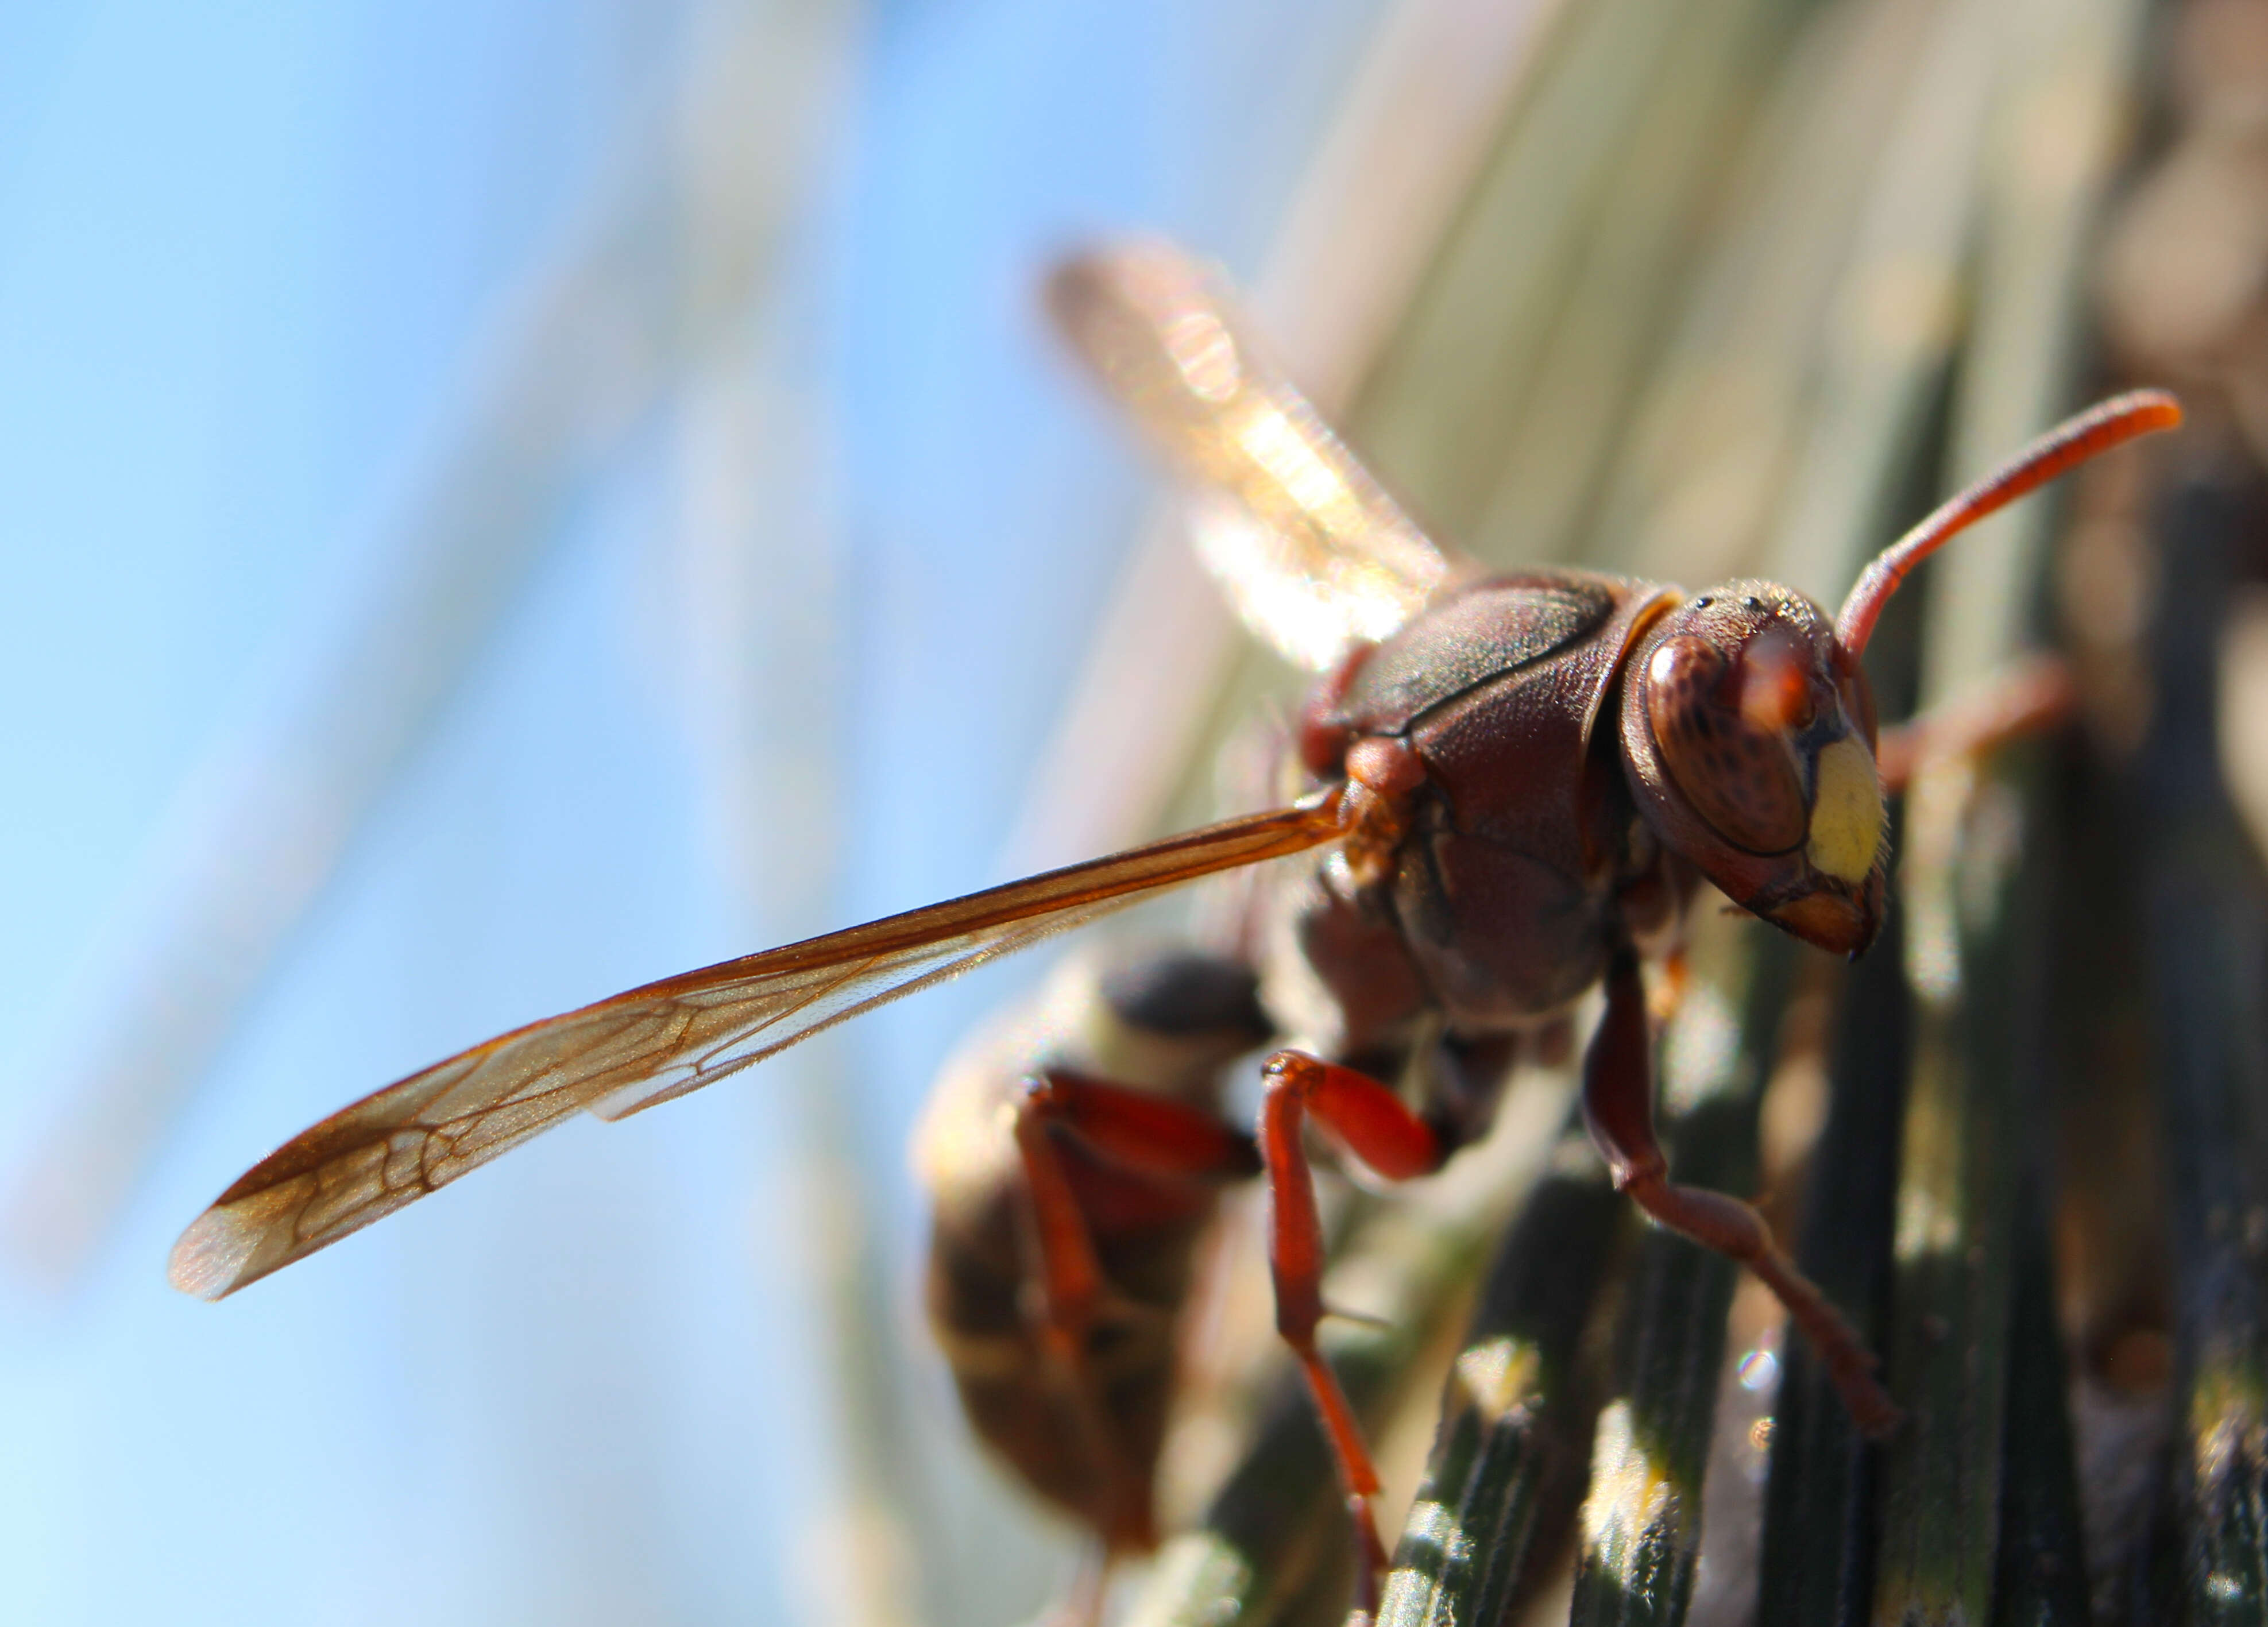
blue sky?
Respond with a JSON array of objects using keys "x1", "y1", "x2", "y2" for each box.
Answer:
[{"x1": 0, "y1": 0, "x2": 1383, "y2": 1620}]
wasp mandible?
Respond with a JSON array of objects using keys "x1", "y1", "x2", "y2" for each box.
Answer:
[{"x1": 169, "y1": 241, "x2": 2179, "y2": 1602}]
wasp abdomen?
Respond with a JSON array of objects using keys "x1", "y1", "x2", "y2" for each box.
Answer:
[{"x1": 915, "y1": 948, "x2": 1269, "y2": 1551}]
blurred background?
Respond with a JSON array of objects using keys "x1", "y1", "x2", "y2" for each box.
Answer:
[
  {"x1": 0, "y1": 0, "x2": 1404, "y2": 1621},
  {"x1": 6, "y1": 0, "x2": 2267, "y2": 1624}
]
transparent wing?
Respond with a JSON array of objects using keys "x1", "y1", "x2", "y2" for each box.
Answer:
[
  {"x1": 1048, "y1": 241, "x2": 1455, "y2": 672},
  {"x1": 169, "y1": 794, "x2": 1349, "y2": 1300}
]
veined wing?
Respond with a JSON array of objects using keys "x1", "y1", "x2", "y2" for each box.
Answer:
[
  {"x1": 169, "y1": 794, "x2": 1349, "y2": 1300},
  {"x1": 1048, "y1": 241, "x2": 1455, "y2": 672}
]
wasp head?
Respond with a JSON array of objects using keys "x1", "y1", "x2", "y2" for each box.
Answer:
[{"x1": 1620, "y1": 582, "x2": 1884, "y2": 955}]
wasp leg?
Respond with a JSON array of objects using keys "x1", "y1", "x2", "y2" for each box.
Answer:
[
  {"x1": 1580, "y1": 946, "x2": 1902, "y2": 1439},
  {"x1": 1875, "y1": 651, "x2": 2075, "y2": 792},
  {"x1": 1257, "y1": 1050, "x2": 1443, "y2": 1605},
  {"x1": 1013, "y1": 1071, "x2": 1261, "y2": 1558}
]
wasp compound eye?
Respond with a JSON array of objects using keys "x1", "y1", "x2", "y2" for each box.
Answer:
[{"x1": 1643, "y1": 635, "x2": 1809, "y2": 854}]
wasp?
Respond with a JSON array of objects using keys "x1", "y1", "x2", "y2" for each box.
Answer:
[{"x1": 168, "y1": 241, "x2": 2178, "y2": 1604}]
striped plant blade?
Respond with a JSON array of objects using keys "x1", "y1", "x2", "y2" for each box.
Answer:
[
  {"x1": 2128, "y1": 469, "x2": 2268, "y2": 1622},
  {"x1": 1868, "y1": 0, "x2": 2155, "y2": 1611},
  {"x1": 1374, "y1": 1126, "x2": 1622, "y2": 1626},
  {"x1": 1991, "y1": 1166, "x2": 2092, "y2": 1624},
  {"x1": 1756, "y1": 857, "x2": 1911, "y2": 1623},
  {"x1": 1869, "y1": 744, "x2": 2053, "y2": 1626}
]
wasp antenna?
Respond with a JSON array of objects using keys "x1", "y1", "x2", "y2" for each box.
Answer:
[{"x1": 1836, "y1": 389, "x2": 2182, "y2": 658}]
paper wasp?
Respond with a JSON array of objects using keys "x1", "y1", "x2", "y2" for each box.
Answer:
[{"x1": 170, "y1": 241, "x2": 2178, "y2": 1603}]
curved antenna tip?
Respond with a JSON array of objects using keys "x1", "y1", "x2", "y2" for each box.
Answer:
[{"x1": 1836, "y1": 389, "x2": 2184, "y2": 656}]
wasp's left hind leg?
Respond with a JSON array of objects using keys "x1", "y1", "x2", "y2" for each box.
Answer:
[
  {"x1": 1011, "y1": 1069, "x2": 1261, "y2": 1559},
  {"x1": 1255, "y1": 1049, "x2": 1446, "y2": 1607},
  {"x1": 1578, "y1": 945, "x2": 1902, "y2": 1437}
]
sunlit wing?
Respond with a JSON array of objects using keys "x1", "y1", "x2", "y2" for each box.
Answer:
[
  {"x1": 169, "y1": 793, "x2": 1349, "y2": 1300},
  {"x1": 1047, "y1": 241, "x2": 1456, "y2": 672}
]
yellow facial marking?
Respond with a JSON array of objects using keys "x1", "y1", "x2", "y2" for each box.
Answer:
[{"x1": 1807, "y1": 737, "x2": 1884, "y2": 882}]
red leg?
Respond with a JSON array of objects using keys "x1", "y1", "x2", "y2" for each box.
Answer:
[
  {"x1": 1581, "y1": 948, "x2": 1902, "y2": 1439},
  {"x1": 1014, "y1": 1070, "x2": 1259, "y2": 1355},
  {"x1": 1257, "y1": 1050, "x2": 1445, "y2": 1602},
  {"x1": 1876, "y1": 652, "x2": 2075, "y2": 793},
  {"x1": 1013, "y1": 1071, "x2": 1263, "y2": 1554},
  {"x1": 1026, "y1": 1070, "x2": 1262, "y2": 1182}
]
